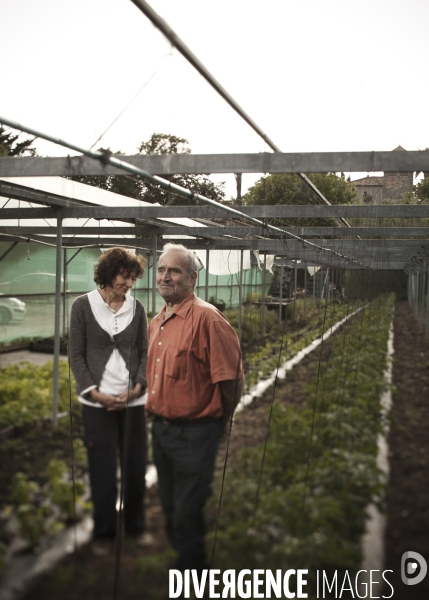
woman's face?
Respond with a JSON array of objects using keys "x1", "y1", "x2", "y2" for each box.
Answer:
[{"x1": 109, "y1": 271, "x2": 137, "y2": 295}]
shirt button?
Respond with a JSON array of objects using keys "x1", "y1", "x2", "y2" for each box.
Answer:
[
  {"x1": 160, "y1": 326, "x2": 164, "y2": 330},
  {"x1": 151, "y1": 390, "x2": 155, "y2": 394},
  {"x1": 156, "y1": 358, "x2": 160, "y2": 362},
  {"x1": 155, "y1": 374, "x2": 158, "y2": 378},
  {"x1": 158, "y1": 342, "x2": 162, "y2": 346}
]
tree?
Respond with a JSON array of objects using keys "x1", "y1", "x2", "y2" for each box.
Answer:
[
  {"x1": 137, "y1": 133, "x2": 225, "y2": 205},
  {"x1": 72, "y1": 134, "x2": 225, "y2": 205},
  {"x1": 412, "y1": 177, "x2": 429, "y2": 204},
  {"x1": 243, "y1": 172, "x2": 358, "y2": 228},
  {"x1": 0, "y1": 126, "x2": 37, "y2": 157}
]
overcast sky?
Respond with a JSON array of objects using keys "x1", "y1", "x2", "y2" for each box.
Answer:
[{"x1": 1, "y1": 0, "x2": 428, "y2": 197}]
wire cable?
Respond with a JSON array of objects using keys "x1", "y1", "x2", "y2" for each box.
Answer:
[{"x1": 90, "y1": 48, "x2": 173, "y2": 151}]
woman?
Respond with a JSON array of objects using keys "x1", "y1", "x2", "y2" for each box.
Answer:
[{"x1": 69, "y1": 247, "x2": 151, "y2": 553}]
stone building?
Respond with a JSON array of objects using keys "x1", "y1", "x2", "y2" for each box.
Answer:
[{"x1": 352, "y1": 146, "x2": 414, "y2": 203}]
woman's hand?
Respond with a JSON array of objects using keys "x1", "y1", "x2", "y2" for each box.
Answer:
[
  {"x1": 90, "y1": 383, "x2": 143, "y2": 411},
  {"x1": 89, "y1": 388, "x2": 126, "y2": 411},
  {"x1": 116, "y1": 383, "x2": 143, "y2": 405}
]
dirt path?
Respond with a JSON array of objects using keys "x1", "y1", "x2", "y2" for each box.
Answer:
[{"x1": 383, "y1": 301, "x2": 429, "y2": 599}]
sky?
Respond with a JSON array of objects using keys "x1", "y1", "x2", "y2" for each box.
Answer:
[{"x1": 1, "y1": 0, "x2": 429, "y2": 197}]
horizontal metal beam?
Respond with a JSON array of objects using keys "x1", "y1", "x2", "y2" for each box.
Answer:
[
  {"x1": 1, "y1": 225, "x2": 428, "y2": 238},
  {"x1": 0, "y1": 234, "x2": 424, "y2": 252},
  {"x1": 0, "y1": 180, "x2": 98, "y2": 208},
  {"x1": 0, "y1": 236, "x2": 413, "y2": 270},
  {"x1": 2, "y1": 204, "x2": 429, "y2": 220},
  {"x1": 1, "y1": 150, "x2": 429, "y2": 177},
  {"x1": 0, "y1": 225, "x2": 168, "y2": 236}
]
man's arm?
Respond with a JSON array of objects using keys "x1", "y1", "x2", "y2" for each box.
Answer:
[{"x1": 219, "y1": 378, "x2": 244, "y2": 433}]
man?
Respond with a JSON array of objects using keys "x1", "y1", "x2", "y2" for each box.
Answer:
[{"x1": 146, "y1": 243, "x2": 243, "y2": 572}]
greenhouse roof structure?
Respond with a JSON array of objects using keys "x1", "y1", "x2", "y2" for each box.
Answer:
[{"x1": 1, "y1": 149, "x2": 429, "y2": 273}]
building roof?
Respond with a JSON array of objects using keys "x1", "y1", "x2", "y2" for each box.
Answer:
[{"x1": 352, "y1": 176, "x2": 384, "y2": 186}]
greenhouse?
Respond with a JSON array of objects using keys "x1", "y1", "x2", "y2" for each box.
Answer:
[{"x1": 1, "y1": 2, "x2": 429, "y2": 600}]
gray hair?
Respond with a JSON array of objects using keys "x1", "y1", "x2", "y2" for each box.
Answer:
[{"x1": 159, "y1": 243, "x2": 200, "y2": 276}]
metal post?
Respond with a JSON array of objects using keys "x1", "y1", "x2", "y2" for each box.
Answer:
[
  {"x1": 426, "y1": 261, "x2": 429, "y2": 341},
  {"x1": 62, "y1": 248, "x2": 67, "y2": 337},
  {"x1": 293, "y1": 263, "x2": 298, "y2": 320},
  {"x1": 408, "y1": 273, "x2": 412, "y2": 309},
  {"x1": 321, "y1": 269, "x2": 329, "y2": 303},
  {"x1": 52, "y1": 210, "x2": 63, "y2": 427},
  {"x1": 146, "y1": 252, "x2": 150, "y2": 312},
  {"x1": 205, "y1": 249, "x2": 210, "y2": 302},
  {"x1": 413, "y1": 272, "x2": 419, "y2": 318},
  {"x1": 417, "y1": 271, "x2": 420, "y2": 320},
  {"x1": 238, "y1": 251, "x2": 243, "y2": 341},
  {"x1": 152, "y1": 235, "x2": 157, "y2": 316},
  {"x1": 262, "y1": 254, "x2": 267, "y2": 336},
  {"x1": 313, "y1": 269, "x2": 316, "y2": 311},
  {"x1": 0, "y1": 241, "x2": 19, "y2": 264},
  {"x1": 304, "y1": 267, "x2": 307, "y2": 317},
  {"x1": 421, "y1": 261, "x2": 426, "y2": 331},
  {"x1": 279, "y1": 264, "x2": 283, "y2": 325},
  {"x1": 419, "y1": 261, "x2": 425, "y2": 331}
]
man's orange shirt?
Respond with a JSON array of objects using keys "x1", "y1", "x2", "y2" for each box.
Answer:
[{"x1": 146, "y1": 293, "x2": 243, "y2": 420}]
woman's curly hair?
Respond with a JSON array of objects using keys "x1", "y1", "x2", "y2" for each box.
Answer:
[{"x1": 94, "y1": 247, "x2": 147, "y2": 289}]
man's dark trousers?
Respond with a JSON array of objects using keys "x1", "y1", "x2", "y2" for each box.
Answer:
[{"x1": 152, "y1": 417, "x2": 222, "y2": 570}]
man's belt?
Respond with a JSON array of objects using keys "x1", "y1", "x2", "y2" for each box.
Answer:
[{"x1": 153, "y1": 415, "x2": 220, "y2": 426}]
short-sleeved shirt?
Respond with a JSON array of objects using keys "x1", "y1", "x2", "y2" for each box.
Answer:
[{"x1": 146, "y1": 292, "x2": 243, "y2": 420}]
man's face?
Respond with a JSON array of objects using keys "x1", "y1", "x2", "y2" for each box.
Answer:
[{"x1": 156, "y1": 250, "x2": 197, "y2": 304}]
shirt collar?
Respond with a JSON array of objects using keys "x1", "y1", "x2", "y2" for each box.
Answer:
[
  {"x1": 159, "y1": 292, "x2": 196, "y2": 321},
  {"x1": 95, "y1": 289, "x2": 134, "y2": 315}
]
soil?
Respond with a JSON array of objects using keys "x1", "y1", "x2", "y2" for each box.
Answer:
[{"x1": 0, "y1": 300, "x2": 428, "y2": 599}]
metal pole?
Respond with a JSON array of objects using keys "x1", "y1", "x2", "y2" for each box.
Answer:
[
  {"x1": 418, "y1": 264, "x2": 423, "y2": 330},
  {"x1": 262, "y1": 254, "x2": 267, "y2": 336},
  {"x1": 152, "y1": 235, "x2": 157, "y2": 316},
  {"x1": 279, "y1": 264, "x2": 283, "y2": 325},
  {"x1": 205, "y1": 249, "x2": 210, "y2": 302},
  {"x1": 426, "y1": 261, "x2": 429, "y2": 341},
  {"x1": 304, "y1": 267, "x2": 307, "y2": 317},
  {"x1": 413, "y1": 271, "x2": 419, "y2": 318},
  {"x1": 327, "y1": 268, "x2": 330, "y2": 305},
  {"x1": 238, "y1": 250, "x2": 243, "y2": 341},
  {"x1": 321, "y1": 269, "x2": 329, "y2": 302},
  {"x1": 0, "y1": 119, "x2": 368, "y2": 268},
  {"x1": 407, "y1": 274, "x2": 409, "y2": 307},
  {"x1": 313, "y1": 270, "x2": 316, "y2": 310},
  {"x1": 129, "y1": 0, "x2": 354, "y2": 230},
  {"x1": 62, "y1": 248, "x2": 67, "y2": 337},
  {"x1": 413, "y1": 272, "x2": 419, "y2": 318},
  {"x1": 0, "y1": 241, "x2": 19, "y2": 264},
  {"x1": 293, "y1": 264, "x2": 298, "y2": 320},
  {"x1": 146, "y1": 251, "x2": 150, "y2": 311},
  {"x1": 421, "y1": 262, "x2": 426, "y2": 330},
  {"x1": 52, "y1": 210, "x2": 63, "y2": 427}
]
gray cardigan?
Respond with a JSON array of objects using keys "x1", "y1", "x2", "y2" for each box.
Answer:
[{"x1": 68, "y1": 294, "x2": 148, "y2": 398}]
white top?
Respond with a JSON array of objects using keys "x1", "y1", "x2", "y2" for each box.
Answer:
[{"x1": 78, "y1": 289, "x2": 147, "y2": 408}]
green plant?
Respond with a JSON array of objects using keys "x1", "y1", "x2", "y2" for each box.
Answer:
[
  {"x1": 208, "y1": 296, "x2": 226, "y2": 310},
  {"x1": 227, "y1": 300, "x2": 362, "y2": 389},
  {"x1": 0, "y1": 360, "x2": 77, "y2": 427},
  {"x1": 208, "y1": 294, "x2": 394, "y2": 596},
  {"x1": 5, "y1": 441, "x2": 90, "y2": 547}
]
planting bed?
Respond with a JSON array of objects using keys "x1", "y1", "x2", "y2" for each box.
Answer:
[{"x1": 0, "y1": 300, "x2": 427, "y2": 599}]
